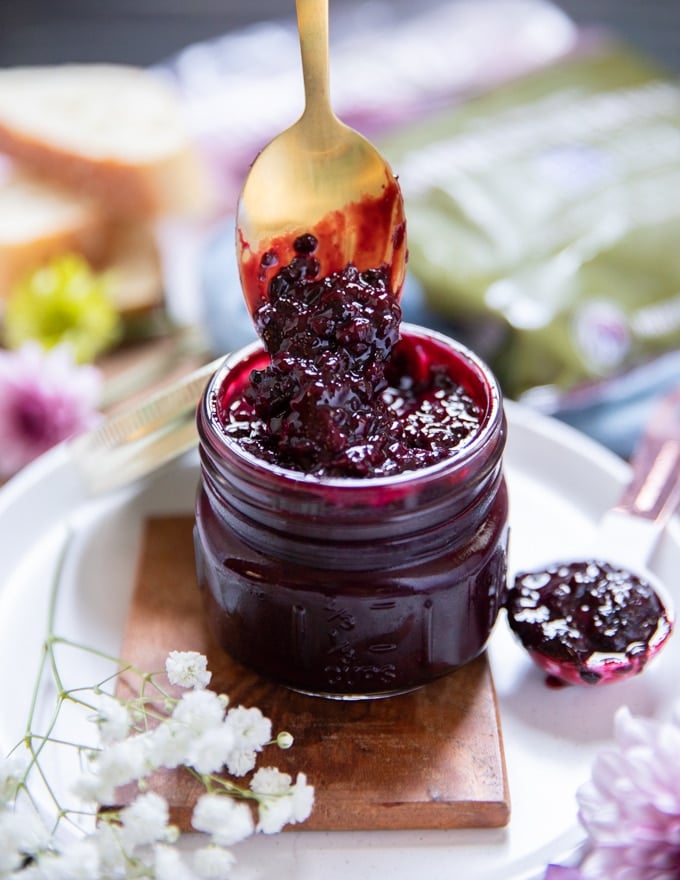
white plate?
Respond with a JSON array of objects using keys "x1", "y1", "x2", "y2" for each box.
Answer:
[{"x1": 0, "y1": 401, "x2": 678, "y2": 880}]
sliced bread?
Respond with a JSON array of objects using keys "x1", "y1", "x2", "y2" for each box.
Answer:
[
  {"x1": 0, "y1": 64, "x2": 209, "y2": 218},
  {"x1": 0, "y1": 172, "x2": 163, "y2": 317},
  {"x1": 0, "y1": 172, "x2": 108, "y2": 297},
  {"x1": 105, "y1": 221, "x2": 164, "y2": 317}
]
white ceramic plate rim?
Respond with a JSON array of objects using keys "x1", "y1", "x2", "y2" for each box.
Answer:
[{"x1": 0, "y1": 400, "x2": 678, "y2": 880}]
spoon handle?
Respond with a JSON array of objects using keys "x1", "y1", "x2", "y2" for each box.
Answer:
[
  {"x1": 613, "y1": 387, "x2": 680, "y2": 526},
  {"x1": 296, "y1": 0, "x2": 334, "y2": 137},
  {"x1": 595, "y1": 387, "x2": 680, "y2": 571}
]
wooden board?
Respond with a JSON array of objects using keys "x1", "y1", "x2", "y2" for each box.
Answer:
[{"x1": 116, "y1": 516, "x2": 510, "y2": 831}]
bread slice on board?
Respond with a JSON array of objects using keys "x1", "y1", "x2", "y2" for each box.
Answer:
[
  {"x1": 0, "y1": 64, "x2": 209, "y2": 218},
  {"x1": 0, "y1": 172, "x2": 108, "y2": 297},
  {"x1": 105, "y1": 221, "x2": 164, "y2": 317},
  {"x1": 0, "y1": 172, "x2": 163, "y2": 316}
]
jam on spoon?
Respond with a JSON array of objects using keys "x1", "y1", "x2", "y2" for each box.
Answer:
[
  {"x1": 219, "y1": 235, "x2": 481, "y2": 478},
  {"x1": 506, "y1": 389, "x2": 679, "y2": 686},
  {"x1": 506, "y1": 560, "x2": 672, "y2": 686}
]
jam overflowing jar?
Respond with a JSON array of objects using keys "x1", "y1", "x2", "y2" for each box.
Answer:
[{"x1": 194, "y1": 324, "x2": 509, "y2": 699}]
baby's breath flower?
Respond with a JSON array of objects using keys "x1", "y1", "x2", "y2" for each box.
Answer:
[
  {"x1": 276, "y1": 730, "x2": 294, "y2": 750},
  {"x1": 0, "y1": 811, "x2": 32, "y2": 874},
  {"x1": 147, "y1": 716, "x2": 194, "y2": 770},
  {"x1": 250, "y1": 766, "x2": 292, "y2": 796},
  {"x1": 93, "y1": 693, "x2": 130, "y2": 745},
  {"x1": 6, "y1": 808, "x2": 51, "y2": 860},
  {"x1": 38, "y1": 838, "x2": 101, "y2": 880},
  {"x1": 225, "y1": 748, "x2": 258, "y2": 777},
  {"x1": 0, "y1": 838, "x2": 21, "y2": 875},
  {"x1": 256, "y1": 794, "x2": 295, "y2": 835},
  {"x1": 71, "y1": 770, "x2": 109, "y2": 806},
  {"x1": 7, "y1": 551, "x2": 313, "y2": 880},
  {"x1": 172, "y1": 689, "x2": 227, "y2": 732},
  {"x1": 90, "y1": 823, "x2": 127, "y2": 877},
  {"x1": 166, "y1": 651, "x2": 212, "y2": 690},
  {"x1": 120, "y1": 791, "x2": 171, "y2": 849},
  {"x1": 193, "y1": 844, "x2": 236, "y2": 879},
  {"x1": 165, "y1": 824, "x2": 180, "y2": 844},
  {"x1": 75, "y1": 734, "x2": 151, "y2": 806},
  {"x1": 290, "y1": 772, "x2": 315, "y2": 824},
  {"x1": 154, "y1": 843, "x2": 199, "y2": 880},
  {"x1": 224, "y1": 705, "x2": 272, "y2": 777},
  {"x1": 255, "y1": 770, "x2": 315, "y2": 834},
  {"x1": 192, "y1": 794, "x2": 255, "y2": 847},
  {"x1": 225, "y1": 705, "x2": 272, "y2": 752},
  {"x1": 186, "y1": 724, "x2": 236, "y2": 776}
]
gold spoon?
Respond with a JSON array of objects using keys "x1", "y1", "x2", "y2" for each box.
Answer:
[{"x1": 235, "y1": 0, "x2": 407, "y2": 317}]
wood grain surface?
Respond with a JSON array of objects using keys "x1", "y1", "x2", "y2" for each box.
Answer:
[{"x1": 116, "y1": 515, "x2": 510, "y2": 831}]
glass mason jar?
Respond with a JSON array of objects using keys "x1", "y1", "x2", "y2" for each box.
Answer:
[{"x1": 194, "y1": 324, "x2": 509, "y2": 699}]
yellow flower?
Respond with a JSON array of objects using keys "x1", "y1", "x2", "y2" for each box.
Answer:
[{"x1": 4, "y1": 253, "x2": 121, "y2": 363}]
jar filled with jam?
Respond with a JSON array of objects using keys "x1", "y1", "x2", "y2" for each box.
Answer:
[{"x1": 194, "y1": 313, "x2": 509, "y2": 698}]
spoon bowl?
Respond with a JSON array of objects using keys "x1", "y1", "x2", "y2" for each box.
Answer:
[
  {"x1": 507, "y1": 556, "x2": 673, "y2": 687},
  {"x1": 235, "y1": 0, "x2": 406, "y2": 317},
  {"x1": 506, "y1": 388, "x2": 680, "y2": 686}
]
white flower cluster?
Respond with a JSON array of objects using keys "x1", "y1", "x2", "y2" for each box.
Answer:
[{"x1": 0, "y1": 651, "x2": 314, "y2": 880}]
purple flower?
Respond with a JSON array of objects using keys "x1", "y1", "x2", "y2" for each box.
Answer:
[
  {"x1": 544, "y1": 867, "x2": 585, "y2": 880},
  {"x1": 0, "y1": 343, "x2": 101, "y2": 478},
  {"x1": 576, "y1": 704, "x2": 680, "y2": 879}
]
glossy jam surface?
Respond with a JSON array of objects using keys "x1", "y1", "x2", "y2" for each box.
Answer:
[
  {"x1": 217, "y1": 235, "x2": 481, "y2": 478},
  {"x1": 506, "y1": 560, "x2": 673, "y2": 686}
]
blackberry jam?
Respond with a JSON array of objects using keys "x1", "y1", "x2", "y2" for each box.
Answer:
[
  {"x1": 194, "y1": 325, "x2": 509, "y2": 698},
  {"x1": 225, "y1": 249, "x2": 481, "y2": 478},
  {"x1": 506, "y1": 561, "x2": 673, "y2": 686}
]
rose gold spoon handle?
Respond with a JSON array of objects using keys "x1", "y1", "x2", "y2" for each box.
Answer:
[
  {"x1": 601, "y1": 387, "x2": 680, "y2": 567},
  {"x1": 614, "y1": 387, "x2": 680, "y2": 523},
  {"x1": 297, "y1": 0, "x2": 334, "y2": 144}
]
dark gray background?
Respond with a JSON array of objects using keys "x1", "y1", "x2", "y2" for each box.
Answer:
[{"x1": 0, "y1": 1, "x2": 678, "y2": 73}]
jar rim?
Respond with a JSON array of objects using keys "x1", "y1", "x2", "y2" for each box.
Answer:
[{"x1": 200, "y1": 323, "x2": 504, "y2": 491}]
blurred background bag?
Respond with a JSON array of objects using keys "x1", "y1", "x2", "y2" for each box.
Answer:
[{"x1": 380, "y1": 42, "x2": 680, "y2": 455}]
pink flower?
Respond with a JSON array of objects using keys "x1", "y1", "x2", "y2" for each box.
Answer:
[
  {"x1": 0, "y1": 343, "x2": 101, "y2": 478},
  {"x1": 545, "y1": 867, "x2": 584, "y2": 880},
  {"x1": 576, "y1": 704, "x2": 680, "y2": 879}
]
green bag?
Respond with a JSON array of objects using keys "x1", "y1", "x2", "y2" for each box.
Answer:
[{"x1": 381, "y1": 43, "x2": 680, "y2": 399}]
